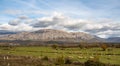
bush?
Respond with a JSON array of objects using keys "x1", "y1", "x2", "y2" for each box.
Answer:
[
  {"x1": 78, "y1": 44, "x2": 84, "y2": 49},
  {"x1": 55, "y1": 56, "x2": 65, "y2": 65},
  {"x1": 41, "y1": 56, "x2": 49, "y2": 61},
  {"x1": 64, "y1": 57, "x2": 73, "y2": 64},
  {"x1": 60, "y1": 45, "x2": 66, "y2": 50},
  {"x1": 85, "y1": 55, "x2": 105, "y2": 66},
  {"x1": 51, "y1": 44, "x2": 58, "y2": 50},
  {"x1": 85, "y1": 60, "x2": 105, "y2": 66},
  {"x1": 73, "y1": 61, "x2": 84, "y2": 65},
  {"x1": 100, "y1": 44, "x2": 108, "y2": 51}
]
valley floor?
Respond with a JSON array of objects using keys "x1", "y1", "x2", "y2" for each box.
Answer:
[{"x1": 0, "y1": 46, "x2": 120, "y2": 66}]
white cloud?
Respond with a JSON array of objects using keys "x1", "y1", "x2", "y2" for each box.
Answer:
[
  {"x1": 18, "y1": 15, "x2": 29, "y2": 19},
  {"x1": 0, "y1": 23, "x2": 40, "y2": 32},
  {"x1": 0, "y1": 12, "x2": 120, "y2": 38},
  {"x1": 96, "y1": 30, "x2": 120, "y2": 38},
  {"x1": 8, "y1": 19, "x2": 21, "y2": 26}
]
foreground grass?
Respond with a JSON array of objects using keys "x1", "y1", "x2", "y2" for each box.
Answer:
[{"x1": 0, "y1": 46, "x2": 120, "y2": 65}]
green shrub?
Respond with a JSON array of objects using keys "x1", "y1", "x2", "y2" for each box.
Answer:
[
  {"x1": 78, "y1": 44, "x2": 84, "y2": 49},
  {"x1": 55, "y1": 56, "x2": 65, "y2": 65},
  {"x1": 85, "y1": 56, "x2": 105, "y2": 66},
  {"x1": 85, "y1": 60, "x2": 105, "y2": 66},
  {"x1": 51, "y1": 44, "x2": 58, "y2": 50},
  {"x1": 41, "y1": 56, "x2": 49, "y2": 61},
  {"x1": 60, "y1": 45, "x2": 66, "y2": 50},
  {"x1": 64, "y1": 57, "x2": 73, "y2": 64}
]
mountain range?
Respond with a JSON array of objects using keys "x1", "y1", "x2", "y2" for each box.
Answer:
[
  {"x1": 0, "y1": 29, "x2": 103, "y2": 42},
  {"x1": 0, "y1": 30, "x2": 16, "y2": 35},
  {"x1": 0, "y1": 29, "x2": 119, "y2": 43},
  {"x1": 106, "y1": 37, "x2": 120, "y2": 43}
]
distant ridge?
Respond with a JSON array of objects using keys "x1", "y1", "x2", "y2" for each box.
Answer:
[
  {"x1": 106, "y1": 37, "x2": 120, "y2": 43},
  {"x1": 0, "y1": 29, "x2": 104, "y2": 42},
  {"x1": 0, "y1": 30, "x2": 17, "y2": 35}
]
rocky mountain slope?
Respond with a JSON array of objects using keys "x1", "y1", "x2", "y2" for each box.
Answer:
[
  {"x1": 106, "y1": 37, "x2": 120, "y2": 43},
  {"x1": 0, "y1": 29, "x2": 104, "y2": 42}
]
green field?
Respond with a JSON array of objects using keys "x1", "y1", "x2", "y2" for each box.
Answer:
[{"x1": 0, "y1": 46, "x2": 120, "y2": 65}]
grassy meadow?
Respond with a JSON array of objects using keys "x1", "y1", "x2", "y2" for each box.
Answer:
[{"x1": 0, "y1": 46, "x2": 120, "y2": 65}]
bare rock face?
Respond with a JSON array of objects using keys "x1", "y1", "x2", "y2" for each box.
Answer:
[{"x1": 0, "y1": 29, "x2": 103, "y2": 42}]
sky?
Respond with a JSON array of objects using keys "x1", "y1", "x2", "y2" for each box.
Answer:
[{"x1": 0, "y1": 0, "x2": 120, "y2": 38}]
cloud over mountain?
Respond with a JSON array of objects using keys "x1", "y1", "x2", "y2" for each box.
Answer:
[
  {"x1": 0, "y1": 0, "x2": 120, "y2": 38},
  {"x1": 0, "y1": 12, "x2": 120, "y2": 38}
]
